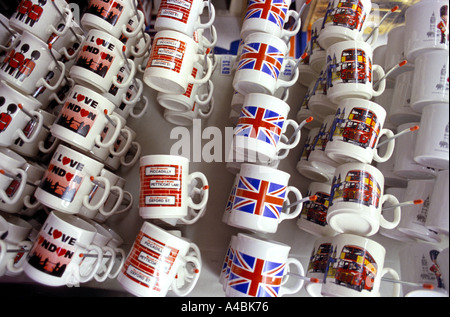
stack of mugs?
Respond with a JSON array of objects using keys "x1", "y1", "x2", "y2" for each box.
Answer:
[
  {"x1": 144, "y1": 0, "x2": 217, "y2": 127},
  {"x1": 0, "y1": 0, "x2": 150, "y2": 286},
  {"x1": 294, "y1": 0, "x2": 448, "y2": 297},
  {"x1": 116, "y1": 154, "x2": 208, "y2": 297},
  {"x1": 219, "y1": 0, "x2": 310, "y2": 298}
]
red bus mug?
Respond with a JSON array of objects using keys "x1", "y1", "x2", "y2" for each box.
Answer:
[{"x1": 327, "y1": 162, "x2": 401, "y2": 237}]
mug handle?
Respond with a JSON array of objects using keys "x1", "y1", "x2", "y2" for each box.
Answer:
[
  {"x1": 83, "y1": 176, "x2": 111, "y2": 211},
  {"x1": 276, "y1": 58, "x2": 299, "y2": 90},
  {"x1": 37, "y1": 61, "x2": 66, "y2": 91},
  {"x1": 280, "y1": 186, "x2": 303, "y2": 222},
  {"x1": 0, "y1": 240, "x2": 6, "y2": 266},
  {"x1": 6, "y1": 240, "x2": 33, "y2": 274},
  {"x1": 17, "y1": 111, "x2": 44, "y2": 144},
  {"x1": 120, "y1": 141, "x2": 142, "y2": 167},
  {"x1": 95, "y1": 114, "x2": 122, "y2": 148},
  {"x1": 108, "y1": 247, "x2": 126, "y2": 279},
  {"x1": 198, "y1": 99, "x2": 214, "y2": 119},
  {"x1": 191, "y1": 55, "x2": 213, "y2": 85},
  {"x1": 109, "y1": 128, "x2": 132, "y2": 157},
  {"x1": 99, "y1": 186, "x2": 124, "y2": 217},
  {"x1": 78, "y1": 244, "x2": 103, "y2": 283},
  {"x1": 130, "y1": 95, "x2": 149, "y2": 119},
  {"x1": 113, "y1": 58, "x2": 136, "y2": 88},
  {"x1": 195, "y1": 80, "x2": 214, "y2": 108},
  {"x1": 94, "y1": 245, "x2": 116, "y2": 283},
  {"x1": 278, "y1": 258, "x2": 305, "y2": 297},
  {"x1": 362, "y1": 21, "x2": 379, "y2": 47},
  {"x1": 49, "y1": 7, "x2": 73, "y2": 36},
  {"x1": 23, "y1": 194, "x2": 41, "y2": 209},
  {"x1": 380, "y1": 194, "x2": 401, "y2": 230},
  {"x1": 381, "y1": 267, "x2": 401, "y2": 297},
  {"x1": 180, "y1": 187, "x2": 207, "y2": 225},
  {"x1": 122, "y1": 78, "x2": 143, "y2": 106},
  {"x1": 278, "y1": 119, "x2": 301, "y2": 152},
  {"x1": 374, "y1": 129, "x2": 395, "y2": 163},
  {"x1": 131, "y1": 32, "x2": 152, "y2": 58},
  {"x1": 121, "y1": 10, "x2": 145, "y2": 38},
  {"x1": 38, "y1": 134, "x2": 60, "y2": 154},
  {"x1": 0, "y1": 168, "x2": 27, "y2": 205},
  {"x1": 49, "y1": 77, "x2": 75, "y2": 104},
  {"x1": 371, "y1": 64, "x2": 386, "y2": 97},
  {"x1": 112, "y1": 190, "x2": 134, "y2": 215},
  {"x1": 281, "y1": 10, "x2": 301, "y2": 39},
  {"x1": 61, "y1": 34, "x2": 85, "y2": 60},
  {"x1": 170, "y1": 243, "x2": 202, "y2": 297},
  {"x1": 187, "y1": 172, "x2": 209, "y2": 211},
  {"x1": 195, "y1": 2, "x2": 216, "y2": 31},
  {"x1": 201, "y1": 25, "x2": 218, "y2": 49}
]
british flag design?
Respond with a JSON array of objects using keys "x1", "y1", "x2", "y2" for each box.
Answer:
[
  {"x1": 234, "y1": 106, "x2": 285, "y2": 147},
  {"x1": 232, "y1": 175, "x2": 286, "y2": 220},
  {"x1": 237, "y1": 42, "x2": 284, "y2": 80},
  {"x1": 228, "y1": 251, "x2": 286, "y2": 297},
  {"x1": 244, "y1": 0, "x2": 288, "y2": 30}
]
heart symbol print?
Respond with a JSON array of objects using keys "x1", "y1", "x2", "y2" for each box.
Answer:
[
  {"x1": 66, "y1": 173, "x2": 74, "y2": 182},
  {"x1": 53, "y1": 229, "x2": 62, "y2": 240},
  {"x1": 100, "y1": 52, "x2": 109, "y2": 60},
  {"x1": 76, "y1": 94, "x2": 85, "y2": 102},
  {"x1": 80, "y1": 109, "x2": 90, "y2": 117},
  {"x1": 56, "y1": 247, "x2": 67, "y2": 257},
  {"x1": 62, "y1": 157, "x2": 71, "y2": 165},
  {"x1": 48, "y1": 164, "x2": 54, "y2": 171},
  {"x1": 96, "y1": 38, "x2": 104, "y2": 46}
]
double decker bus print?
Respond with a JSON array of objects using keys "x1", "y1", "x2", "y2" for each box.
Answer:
[
  {"x1": 342, "y1": 107, "x2": 380, "y2": 149},
  {"x1": 309, "y1": 243, "x2": 333, "y2": 273},
  {"x1": 332, "y1": 0, "x2": 366, "y2": 31},
  {"x1": 342, "y1": 170, "x2": 381, "y2": 208},
  {"x1": 304, "y1": 191, "x2": 330, "y2": 226},
  {"x1": 338, "y1": 49, "x2": 371, "y2": 83},
  {"x1": 335, "y1": 245, "x2": 377, "y2": 292}
]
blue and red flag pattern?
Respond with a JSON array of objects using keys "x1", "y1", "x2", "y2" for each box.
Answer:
[
  {"x1": 237, "y1": 42, "x2": 284, "y2": 80},
  {"x1": 244, "y1": 0, "x2": 289, "y2": 30}
]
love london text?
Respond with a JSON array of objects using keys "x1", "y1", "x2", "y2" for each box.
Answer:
[{"x1": 180, "y1": 301, "x2": 269, "y2": 314}]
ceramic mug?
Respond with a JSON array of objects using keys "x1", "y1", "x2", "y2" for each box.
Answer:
[
  {"x1": 426, "y1": 170, "x2": 449, "y2": 235},
  {"x1": 327, "y1": 162, "x2": 401, "y2": 237},
  {"x1": 117, "y1": 222, "x2": 202, "y2": 297},
  {"x1": 0, "y1": 148, "x2": 28, "y2": 205}
]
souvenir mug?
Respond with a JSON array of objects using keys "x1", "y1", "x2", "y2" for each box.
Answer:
[
  {"x1": 233, "y1": 93, "x2": 301, "y2": 164},
  {"x1": 46, "y1": 20, "x2": 85, "y2": 62},
  {"x1": 321, "y1": 234, "x2": 401, "y2": 297},
  {"x1": 240, "y1": 0, "x2": 301, "y2": 40},
  {"x1": 34, "y1": 144, "x2": 112, "y2": 215},
  {"x1": 144, "y1": 30, "x2": 213, "y2": 94},
  {"x1": 404, "y1": 0, "x2": 449, "y2": 62},
  {"x1": 117, "y1": 222, "x2": 202, "y2": 297},
  {"x1": 327, "y1": 162, "x2": 401, "y2": 236},
  {"x1": 0, "y1": 148, "x2": 28, "y2": 205},
  {"x1": 410, "y1": 50, "x2": 449, "y2": 113},
  {"x1": 163, "y1": 98, "x2": 214, "y2": 126},
  {"x1": 70, "y1": 29, "x2": 136, "y2": 93},
  {"x1": 308, "y1": 69, "x2": 337, "y2": 120},
  {"x1": 426, "y1": 170, "x2": 449, "y2": 235},
  {"x1": 50, "y1": 85, "x2": 123, "y2": 152},
  {"x1": 9, "y1": 0, "x2": 73, "y2": 42},
  {"x1": 219, "y1": 235, "x2": 236, "y2": 290},
  {"x1": 155, "y1": 0, "x2": 216, "y2": 37},
  {"x1": 227, "y1": 163, "x2": 303, "y2": 234},
  {"x1": 0, "y1": 31, "x2": 66, "y2": 95},
  {"x1": 413, "y1": 103, "x2": 449, "y2": 170},
  {"x1": 0, "y1": 81, "x2": 43, "y2": 147},
  {"x1": 317, "y1": 0, "x2": 378, "y2": 49},
  {"x1": 81, "y1": 0, "x2": 144, "y2": 38},
  {"x1": 139, "y1": 155, "x2": 209, "y2": 222},
  {"x1": 233, "y1": 32, "x2": 299, "y2": 96},
  {"x1": 325, "y1": 40, "x2": 385, "y2": 103},
  {"x1": 0, "y1": 214, "x2": 32, "y2": 276},
  {"x1": 305, "y1": 236, "x2": 333, "y2": 297},
  {"x1": 308, "y1": 18, "x2": 327, "y2": 73},
  {"x1": 325, "y1": 98, "x2": 395, "y2": 164},
  {"x1": 225, "y1": 233, "x2": 305, "y2": 297},
  {"x1": 23, "y1": 211, "x2": 103, "y2": 286}
]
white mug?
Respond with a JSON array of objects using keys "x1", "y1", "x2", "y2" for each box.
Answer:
[
  {"x1": 144, "y1": 30, "x2": 213, "y2": 94},
  {"x1": 317, "y1": 0, "x2": 378, "y2": 49},
  {"x1": 51, "y1": 85, "x2": 123, "y2": 152},
  {"x1": 23, "y1": 211, "x2": 103, "y2": 286},
  {"x1": 155, "y1": 0, "x2": 216, "y2": 37},
  {"x1": 219, "y1": 235, "x2": 237, "y2": 290},
  {"x1": 34, "y1": 144, "x2": 111, "y2": 215},
  {"x1": 325, "y1": 40, "x2": 385, "y2": 103},
  {"x1": 227, "y1": 163, "x2": 303, "y2": 234},
  {"x1": 426, "y1": 170, "x2": 449, "y2": 235},
  {"x1": 305, "y1": 236, "x2": 333, "y2": 297},
  {"x1": 225, "y1": 233, "x2": 305, "y2": 297},
  {"x1": 117, "y1": 222, "x2": 202, "y2": 297},
  {"x1": 70, "y1": 29, "x2": 136, "y2": 93},
  {"x1": 327, "y1": 162, "x2": 401, "y2": 236},
  {"x1": 139, "y1": 155, "x2": 209, "y2": 223},
  {"x1": 410, "y1": 50, "x2": 449, "y2": 113},
  {"x1": 321, "y1": 233, "x2": 401, "y2": 297},
  {"x1": 325, "y1": 98, "x2": 395, "y2": 164},
  {"x1": 404, "y1": 0, "x2": 449, "y2": 62},
  {"x1": 233, "y1": 32, "x2": 299, "y2": 96},
  {"x1": 240, "y1": 0, "x2": 300, "y2": 40},
  {"x1": 0, "y1": 148, "x2": 28, "y2": 205},
  {"x1": 413, "y1": 103, "x2": 449, "y2": 170}
]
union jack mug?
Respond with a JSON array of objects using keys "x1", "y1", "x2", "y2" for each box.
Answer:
[
  {"x1": 225, "y1": 233, "x2": 305, "y2": 297},
  {"x1": 226, "y1": 163, "x2": 303, "y2": 234},
  {"x1": 317, "y1": 0, "x2": 378, "y2": 49},
  {"x1": 321, "y1": 234, "x2": 400, "y2": 297},
  {"x1": 240, "y1": 0, "x2": 301, "y2": 40},
  {"x1": 233, "y1": 32, "x2": 298, "y2": 96},
  {"x1": 155, "y1": 0, "x2": 216, "y2": 37},
  {"x1": 327, "y1": 162, "x2": 401, "y2": 237},
  {"x1": 233, "y1": 93, "x2": 301, "y2": 164},
  {"x1": 324, "y1": 98, "x2": 395, "y2": 164}
]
